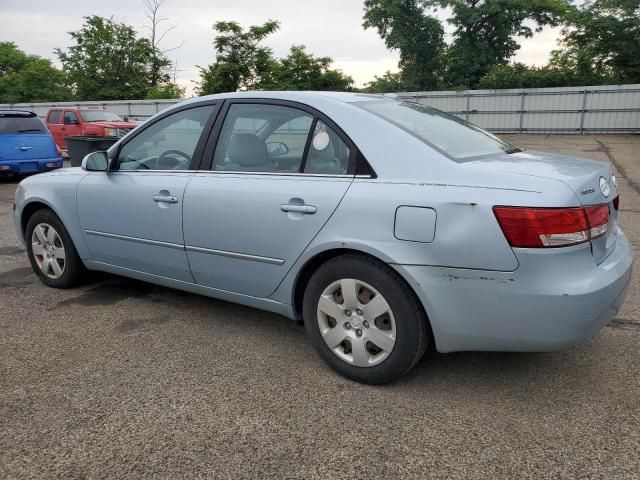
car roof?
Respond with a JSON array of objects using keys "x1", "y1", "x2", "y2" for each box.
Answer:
[
  {"x1": 195, "y1": 90, "x2": 391, "y2": 104},
  {"x1": 47, "y1": 107, "x2": 107, "y2": 111},
  {"x1": 0, "y1": 110, "x2": 37, "y2": 117}
]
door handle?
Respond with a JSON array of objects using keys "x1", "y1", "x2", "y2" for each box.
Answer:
[
  {"x1": 280, "y1": 204, "x2": 317, "y2": 214},
  {"x1": 153, "y1": 195, "x2": 178, "y2": 204}
]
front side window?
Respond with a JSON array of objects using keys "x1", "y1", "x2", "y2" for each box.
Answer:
[
  {"x1": 358, "y1": 100, "x2": 521, "y2": 160},
  {"x1": 63, "y1": 111, "x2": 78, "y2": 125},
  {"x1": 117, "y1": 105, "x2": 214, "y2": 171},
  {"x1": 213, "y1": 104, "x2": 314, "y2": 173}
]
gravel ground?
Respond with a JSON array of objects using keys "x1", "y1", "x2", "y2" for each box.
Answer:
[{"x1": 1, "y1": 135, "x2": 639, "y2": 479}]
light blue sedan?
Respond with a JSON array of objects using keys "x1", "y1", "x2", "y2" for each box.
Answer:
[{"x1": 13, "y1": 92, "x2": 634, "y2": 384}]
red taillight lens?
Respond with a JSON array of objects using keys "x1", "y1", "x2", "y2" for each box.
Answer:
[
  {"x1": 493, "y1": 205, "x2": 609, "y2": 248},
  {"x1": 613, "y1": 195, "x2": 620, "y2": 210}
]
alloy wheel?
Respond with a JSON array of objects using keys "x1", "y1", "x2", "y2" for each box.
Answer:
[{"x1": 31, "y1": 223, "x2": 66, "y2": 279}]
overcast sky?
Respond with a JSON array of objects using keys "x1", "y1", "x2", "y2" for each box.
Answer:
[{"x1": 0, "y1": 0, "x2": 562, "y2": 95}]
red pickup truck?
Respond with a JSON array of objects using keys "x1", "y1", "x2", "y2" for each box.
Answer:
[{"x1": 45, "y1": 107, "x2": 138, "y2": 150}]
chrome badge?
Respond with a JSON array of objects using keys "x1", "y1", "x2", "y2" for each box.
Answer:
[
  {"x1": 581, "y1": 187, "x2": 596, "y2": 195},
  {"x1": 599, "y1": 176, "x2": 611, "y2": 198}
]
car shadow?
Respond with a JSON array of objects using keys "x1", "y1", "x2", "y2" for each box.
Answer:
[
  {"x1": 0, "y1": 174, "x2": 22, "y2": 184},
  {"x1": 49, "y1": 272, "x2": 606, "y2": 392}
]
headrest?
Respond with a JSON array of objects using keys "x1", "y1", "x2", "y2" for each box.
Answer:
[
  {"x1": 227, "y1": 133, "x2": 268, "y2": 167},
  {"x1": 308, "y1": 139, "x2": 335, "y2": 161}
]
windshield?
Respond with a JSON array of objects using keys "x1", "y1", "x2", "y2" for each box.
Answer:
[
  {"x1": 0, "y1": 114, "x2": 45, "y2": 134},
  {"x1": 358, "y1": 100, "x2": 521, "y2": 160},
  {"x1": 81, "y1": 110, "x2": 123, "y2": 122}
]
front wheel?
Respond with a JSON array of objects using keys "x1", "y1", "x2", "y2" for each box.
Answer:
[
  {"x1": 303, "y1": 255, "x2": 430, "y2": 385},
  {"x1": 26, "y1": 209, "x2": 85, "y2": 288}
]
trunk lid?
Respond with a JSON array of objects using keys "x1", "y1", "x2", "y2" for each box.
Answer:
[
  {"x1": 0, "y1": 133, "x2": 57, "y2": 161},
  {"x1": 466, "y1": 150, "x2": 619, "y2": 263}
]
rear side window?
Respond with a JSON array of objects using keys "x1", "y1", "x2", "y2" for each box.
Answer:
[
  {"x1": 303, "y1": 120, "x2": 350, "y2": 175},
  {"x1": 48, "y1": 110, "x2": 61, "y2": 124},
  {"x1": 0, "y1": 114, "x2": 45, "y2": 134},
  {"x1": 213, "y1": 104, "x2": 314, "y2": 173}
]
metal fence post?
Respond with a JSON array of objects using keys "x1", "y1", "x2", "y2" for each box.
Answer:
[
  {"x1": 465, "y1": 92, "x2": 470, "y2": 122},
  {"x1": 519, "y1": 90, "x2": 526, "y2": 133},
  {"x1": 579, "y1": 89, "x2": 588, "y2": 134}
]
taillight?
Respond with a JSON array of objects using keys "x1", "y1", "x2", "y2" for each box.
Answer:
[
  {"x1": 613, "y1": 195, "x2": 620, "y2": 210},
  {"x1": 493, "y1": 205, "x2": 609, "y2": 248}
]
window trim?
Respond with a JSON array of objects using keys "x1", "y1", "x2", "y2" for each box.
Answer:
[
  {"x1": 109, "y1": 100, "x2": 220, "y2": 172},
  {"x1": 298, "y1": 117, "x2": 318, "y2": 173},
  {"x1": 200, "y1": 98, "x2": 365, "y2": 177}
]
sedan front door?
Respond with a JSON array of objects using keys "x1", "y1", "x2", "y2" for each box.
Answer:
[
  {"x1": 77, "y1": 104, "x2": 218, "y2": 281},
  {"x1": 183, "y1": 101, "x2": 355, "y2": 298}
]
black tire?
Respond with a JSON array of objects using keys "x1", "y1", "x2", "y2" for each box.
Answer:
[
  {"x1": 303, "y1": 254, "x2": 430, "y2": 385},
  {"x1": 25, "y1": 208, "x2": 85, "y2": 288}
]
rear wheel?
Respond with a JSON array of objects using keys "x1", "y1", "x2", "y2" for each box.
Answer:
[
  {"x1": 26, "y1": 209, "x2": 85, "y2": 288},
  {"x1": 303, "y1": 254, "x2": 429, "y2": 384}
]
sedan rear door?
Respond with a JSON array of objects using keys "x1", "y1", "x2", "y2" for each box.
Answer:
[{"x1": 182, "y1": 101, "x2": 355, "y2": 298}]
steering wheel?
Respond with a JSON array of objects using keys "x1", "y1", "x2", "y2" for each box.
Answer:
[{"x1": 158, "y1": 149, "x2": 192, "y2": 168}]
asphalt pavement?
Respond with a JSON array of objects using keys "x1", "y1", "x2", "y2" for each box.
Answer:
[{"x1": 1, "y1": 135, "x2": 639, "y2": 479}]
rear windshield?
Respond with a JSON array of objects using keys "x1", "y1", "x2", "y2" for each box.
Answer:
[
  {"x1": 0, "y1": 114, "x2": 45, "y2": 134},
  {"x1": 81, "y1": 111, "x2": 123, "y2": 122},
  {"x1": 357, "y1": 100, "x2": 521, "y2": 160}
]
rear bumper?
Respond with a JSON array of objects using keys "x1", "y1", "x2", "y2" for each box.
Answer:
[
  {"x1": 0, "y1": 157, "x2": 63, "y2": 174},
  {"x1": 395, "y1": 230, "x2": 634, "y2": 353}
]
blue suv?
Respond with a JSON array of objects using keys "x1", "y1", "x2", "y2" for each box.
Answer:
[{"x1": 0, "y1": 110, "x2": 63, "y2": 176}]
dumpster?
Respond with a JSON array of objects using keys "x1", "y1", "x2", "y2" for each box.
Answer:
[{"x1": 64, "y1": 136, "x2": 120, "y2": 167}]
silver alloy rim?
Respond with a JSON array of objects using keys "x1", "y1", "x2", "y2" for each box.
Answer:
[
  {"x1": 31, "y1": 223, "x2": 66, "y2": 279},
  {"x1": 317, "y1": 278, "x2": 396, "y2": 367}
]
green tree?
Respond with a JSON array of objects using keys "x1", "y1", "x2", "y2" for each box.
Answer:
[
  {"x1": 56, "y1": 16, "x2": 156, "y2": 100},
  {"x1": 364, "y1": 71, "x2": 410, "y2": 92},
  {"x1": 145, "y1": 82, "x2": 185, "y2": 99},
  {"x1": 363, "y1": 0, "x2": 445, "y2": 90},
  {"x1": 556, "y1": 0, "x2": 640, "y2": 83},
  {"x1": 364, "y1": 0, "x2": 571, "y2": 90},
  {"x1": 198, "y1": 20, "x2": 280, "y2": 94},
  {"x1": 435, "y1": 0, "x2": 571, "y2": 87},
  {"x1": 266, "y1": 45, "x2": 353, "y2": 91},
  {"x1": 477, "y1": 62, "x2": 615, "y2": 89},
  {"x1": 0, "y1": 42, "x2": 72, "y2": 103}
]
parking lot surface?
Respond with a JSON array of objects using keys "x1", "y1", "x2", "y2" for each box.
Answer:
[{"x1": 1, "y1": 135, "x2": 639, "y2": 479}]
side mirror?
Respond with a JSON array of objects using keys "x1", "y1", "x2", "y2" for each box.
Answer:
[
  {"x1": 81, "y1": 151, "x2": 109, "y2": 172},
  {"x1": 266, "y1": 141, "x2": 289, "y2": 157}
]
